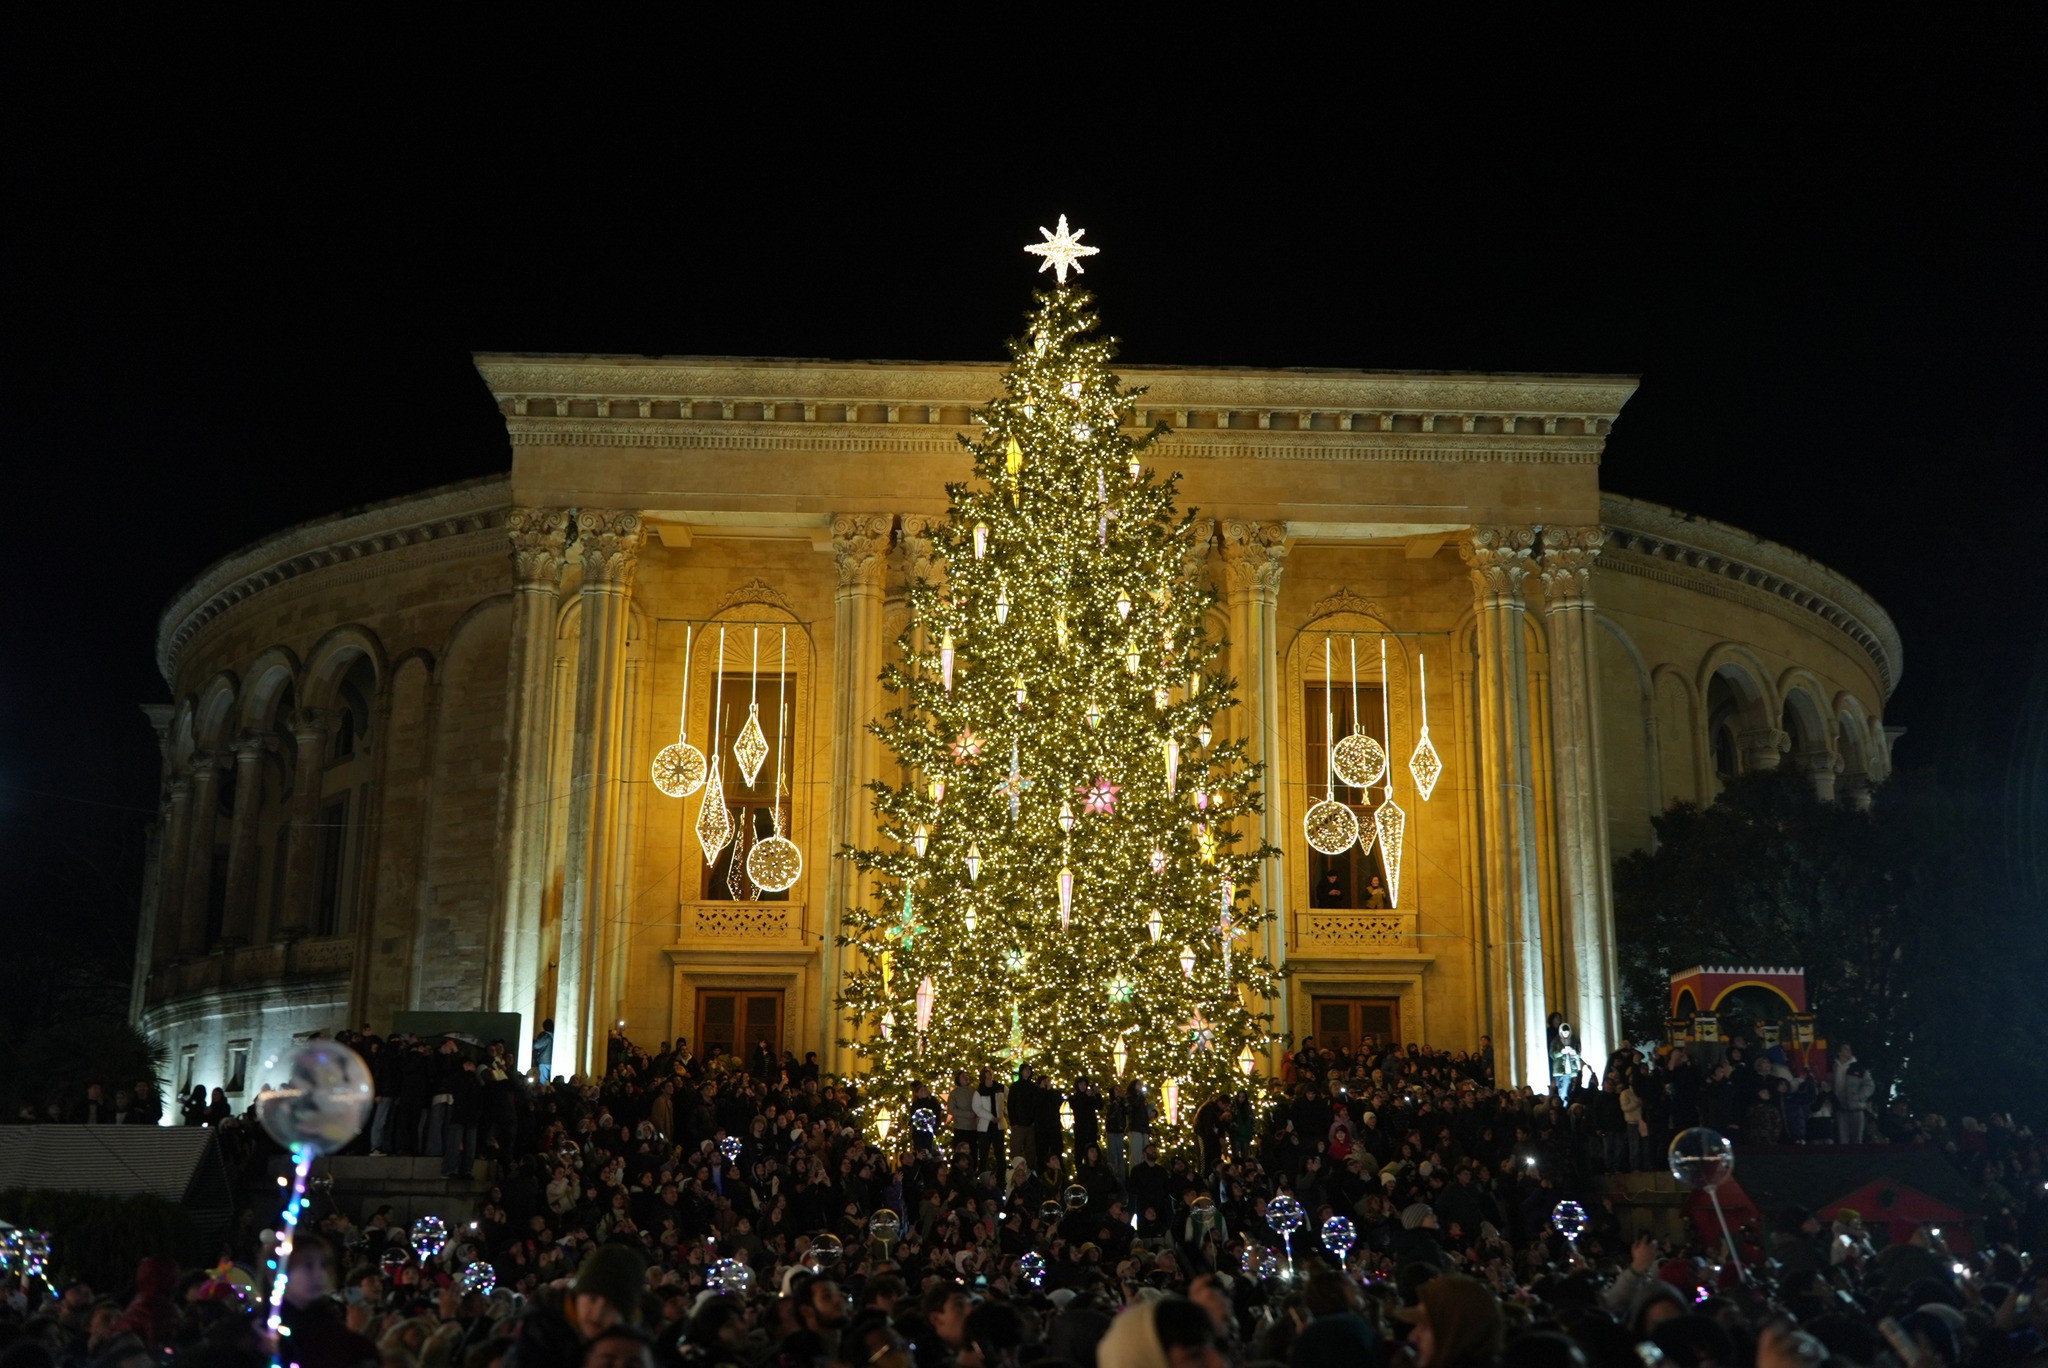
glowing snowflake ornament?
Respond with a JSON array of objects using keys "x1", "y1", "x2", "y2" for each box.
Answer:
[{"x1": 1023, "y1": 213, "x2": 1100, "y2": 284}]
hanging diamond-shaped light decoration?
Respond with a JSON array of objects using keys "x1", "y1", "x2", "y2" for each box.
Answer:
[
  {"x1": 1239, "y1": 1046, "x2": 1257, "y2": 1078},
  {"x1": 1058, "y1": 867, "x2": 1074, "y2": 929},
  {"x1": 1163, "y1": 1078, "x2": 1181, "y2": 1125},
  {"x1": 1112, "y1": 1037, "x2": 1127, "y2": 1076},
  {"x1": 1179, "y1": 945, "x2": 1196, "y2": 978},
  {"x1": 964, "y1": 906, "x2": 977, "y2": 933},
  {"x1": 695, "y1": 763, "x2": 733, "y2": 862},
  {"x1": 1303, "y1": 798, "x2": 1360, "y2": 855},
  {"x1": 1147, "y1": 908, "x2": 1163, "y2": 943},
  {"x1": 1375, "y1": 795, "x2": 1407, "y2": 907},
  {"x1": 1084, "y1": 699, "x2": 1103, "y2": 729},
  {"x1": 733, "y1": 706, "x2": 769, "y2": 787},
  {"x1": 995, "y1": 587, "x2": 1011, "y2": 625},
  {"x1": 929, "y1": 777, "x2": 946, "y2": 804},
  {"x1": 1410, "y1": 728, "x2": 1443, "y2": 801},
  {"x1": 1125, "y1": 643, "x2": 1141, "y2": 674},
  {"x1": 912, "y1": 825, "x2": 930, "y2": 859},
  {"x1": 1149, "y1": 847, "x2": 1168, "y2": 875},
  {"x1": 1117, "y1": 589, "x2": 1132, "y2": 620},
  {"x1": 1058, "y1": 800, "x2": 1077, "y2": 833},
  {"x1": 916, "y1": 977, "x2": 936, "y2": 1034},
  {"x1": 1197, "y1": 722, "x2": 1212, "y2": 749},
  {"x1": 965, "y1": 843, "x2": 982, "y2": 882},
  {"x1": 1219, "y1": 875, "x2": 1233, "y2": 919}
]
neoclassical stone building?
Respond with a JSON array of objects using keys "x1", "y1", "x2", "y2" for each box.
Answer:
[{"x1": 133, "y1": 357, "x2": 1900, "y2": 1097}]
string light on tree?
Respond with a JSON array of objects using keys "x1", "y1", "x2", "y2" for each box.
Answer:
[{"x1": 840, "y1": 219, "x2": 1281, "y2": 1142}]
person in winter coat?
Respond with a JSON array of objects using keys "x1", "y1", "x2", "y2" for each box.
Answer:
[
  {"x1": 278, "y1": 1235, "x2": 379, "y2": 1368},
  {"x1": 1836, "y1": 1061, "x2": 1875, "y2": 1143},
  {"x1": 505, "y1": 1244, "x2": 646, "y2": 1368},
  {"x1": 111, "y1": 1257, "x2": 180, "y2": 1352},
  {"x1": 443, "y1": 1056, "x2": 483, "y2": 1177},
  {"x1": 947, "y1": 1070, "x2": 980, "y2": 1166}
]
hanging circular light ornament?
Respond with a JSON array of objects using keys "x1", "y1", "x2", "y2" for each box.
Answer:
[
  {"x1": 651, "y1": 624, "x2": 708, "y2": 797},
  {"x1": 1332, "y1": 638, "x2": 1389, "y2": 788},
  {"x1": 1304, "y1": 637, "x2": 1359, "y2": 855},
  {"x1": 745, "y1": 627, "x2": 804, "y2": 893}
]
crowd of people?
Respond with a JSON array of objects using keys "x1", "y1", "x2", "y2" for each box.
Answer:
[{"x1": 3, "y1": 1024, "x2": 2043, "y2": 1368}]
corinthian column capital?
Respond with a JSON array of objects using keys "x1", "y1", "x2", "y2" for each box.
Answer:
[
  {"x1": 831, "y1": 514, "x2": 894, "y2": 593},
  {"x1": 896, "y1": 514, "x2": 946, "y2": 590},
  {"x1": 1216, "y1": 519, "x2": 1289, "y2": 601},
  {"x1": 1537, "y1": 525, "x2": 1606, "y2": 609},
  {"x1": 576, "y1": 510, "x2": 645, "y2": 589},
  {"x1": 1461, "y1": 526, "x2": 1538, "y2": 608},
  {"x1": 507, "y1": 507, "x2": 572, "y2": 589}
]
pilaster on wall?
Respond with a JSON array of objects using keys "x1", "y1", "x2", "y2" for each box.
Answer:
[
  {"x1": 180, "y1": 753, "x2": 229, "y2": 953},
  {"x1": 557, "y1": 510, "x2": 644, "y2": 1079},
  {"x1": 825, "y1": 514, "x2": 893, "y2": 1075},
  {"x1": 1538, "y1": 525, "x2": 1616, "y2": 1070},
  {"x1": 1461, "y1": 527, "x2": 1548, "y2": 1088},
  {"x1": 277, "y1": 710, "x2": 333, "y2": 939},
  {"x1": 1216, "y1": 518, "x2": 1289, "y2": 1063},
  {"x1": 493, "y1": 508, "x2": 570, "y2": 1072}
]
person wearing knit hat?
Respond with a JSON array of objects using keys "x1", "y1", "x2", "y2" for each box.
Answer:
[
  {"x1": 1401, "y1": 1203, "x2": 1436, "y2": 1231},
  {"x1": 1098, "y1": 1295, "x2": 1229, "y2": 1368},
  {"x1": 1393, "y1": 1274, "x2": 1504, "y2": 1368},
  {"x1": 504, "y1": 1244, "x2": 648, "y2": 1368}
]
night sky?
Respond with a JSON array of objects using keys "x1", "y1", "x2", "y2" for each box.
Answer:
[{"x1": 8, "y1": 56, "x2": 2041, "y2": 989}]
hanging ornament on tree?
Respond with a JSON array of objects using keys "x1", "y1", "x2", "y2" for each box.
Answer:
[
  {"x1": 1150, "y1": 847, "x2": 1169, "y2": 875},
  {"x1": 695, "y1": 629, "x2": 735, "y2": 861},
  {"x1": 1117, "y1": 588, "x2": 1132, "y2": 620},
  {"x1": 1058, "y1": 801, "x2": 1077, "y2": 833},
  {"x1": 1164, "y1": 739, "x2": 1180, "y2": 795},
  {"x1": 952, "y1": 728, "x2": 983, "y2": 763},
  {"x1": 973, "y1": 523, "x2": 989, "y2": 559},
  {"x1": 1179, "y1": 945, "x2": 1196, "y2": 978},
  {"x1": 941, "y1": 632, "x2": 956, "y2": 692},
  {"x1": 1079, "y1": 776, "x2": 1121, "y2": 816},
  {"x1": 1084, "y1": 699, "x2": 1104, "y2": 729},
  {"x1": 1198, "y1": 722, "x2": 1213, "y2": 748},
  {"x1": 652, "y1": 624, "x2": 708, "y2": 798},
  {"x1": 1112, "y1": 1036, "x2": 1128, "y2": 1076},
  {"x1": 965, "y1": 843, "x2": 982, "y2": 882},
  {"x1": 1147, "y1": 907, "x2": 1163, "y2": 942},
  {"x1": 747, "y1": 628, "x2": 804, "y2": 893},
  {"x1": 733, "y1": 628, "x2": 770, "y2": 787},
  {"x1": 996, "y1": 586, "x2": 1011, "y2": 625},
  {"x1": 964, "y1": 906, "x2": 977, "y2": 933},
  {"x1": 1057, "y1": 865, "x2": 1075, "y2": 929},
  {"x1": 1332, "y1": 636, "x2": 1389, "y2": 788},
  {"x1": 916, "y1": 977, "x2": 936, "y2": 1034},
  {"x1": 1410, "y1": 652, "x2": 1443, "y2": 800},
  {"x1": 1304, "y1": 638, "x2": 1361, "y2": 855}
]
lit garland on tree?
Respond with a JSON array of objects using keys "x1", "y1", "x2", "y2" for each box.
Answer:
[{"x1": 840, "y1": 222, "x2": 1281, "y2": 1144}]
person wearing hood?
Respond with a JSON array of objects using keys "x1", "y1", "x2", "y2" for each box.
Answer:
[
  {"x1": 506, "y1": 1244, "x2": 647, "y2": 1368},
  {"x1": 110, "y1": 1257, "x2": 180, "y2": 1353},
  {"x1": 1394, "y1": 1274, "x2": 1504, "y2": 1368}
]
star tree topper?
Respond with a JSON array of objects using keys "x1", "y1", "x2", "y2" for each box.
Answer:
[{"x1": 1024, "y1": 214, "x2": 1099, "y2": 284}]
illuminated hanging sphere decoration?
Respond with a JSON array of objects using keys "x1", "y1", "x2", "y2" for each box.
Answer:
[
  {"x1": 1667, "y1": 1128, "x2": 1736, "y2": 1191},
  {"x1": 868, "y1": 1210, "x2": 903, "y2": 1245},
  {"x1": 808, "y1": 1234, "x2": 843, "y2": 1269},
  {"x1": 1552, "y1": 1200, "x2": 1589, "y2": 1242},
  {"x1": 1267, "y1": 1194, "x2": 1306, "y2": 1237},
  {"x1": 719, "y1": 1136, "x2": 743, "y2": 1163},
  {"x1": 746, "y1": 833, "x2": 803, "y2": 893},
  {"x1": 1303, "y1": 799, "x2": 1360, "y2": 856},
  {"x1": 411, "y1": 1216, "x2": 449, "y2": 1261},
  {"x1": 1333, "y1": 733, "x2": 1388, "y2": 789},
  {"x1": 254, "y1": 1040, "x2": 374, "y2": 1154},
  {"x1": 1064, "y1": 1184, "x2": 1090, "y2": 1211},
  {"x1": 1038, "y1": 1200, "x2": 1064, "y2": 1224},
  {"x1": 1019, "y1": 1252, "x2": 1046, "y2": 1287},
  {"x1": 460, "y1": 1262, "x2": 496, "y2": 1297},
  {"x1": 1322, "y1": 1215, "x2": 1356, "y2": 1259},
  {"x1": 380, "y1": 1247, "x2": 411, "y2": 1273},
  {"x1": 1190, "y1": 1195, "x2": 1216, "y2": 1231},
  {"x1": 650, "y1": 742, "x2": 708, "y2": 798},
  {"x1": 708, "y1": 1259, "x2": 755, "y2": 1295}
]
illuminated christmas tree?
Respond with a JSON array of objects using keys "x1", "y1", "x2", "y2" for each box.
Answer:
[{"x1": 840, "y1": 219, "x2": 1280, "y2": 1142}]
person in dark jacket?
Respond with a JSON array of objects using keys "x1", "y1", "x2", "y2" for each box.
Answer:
[
  {"x1": 278, "y1": 1234, "x2": 378, "y2": 1368},
  {"x1": 445, "y1": 1055, "x2": 483, "y2": 1177},
  {"x1": 505, "y1": 1244, "x2": 646, "y2": 1368},
  {"x1": 395, "y1": 1039, "x2": 435, "y2": 1156}
]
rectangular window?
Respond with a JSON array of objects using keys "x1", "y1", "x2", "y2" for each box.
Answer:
[
  {"x1": 693, "y1": 989, "x2": 783, "y2": 1065},
  {"x1": 225, "y1": 1041, "x2": 251, "y2": 1095},
  {"x1": 1303, "y1": 680, "x2": 1391, "y2": 910},
  {"x1": 703, "y1": 672, "x2": 797, "y2": 901},
  {"x1": 178, "y1": 1047, "x2": 198, "y2": 1097},
  {"x1": 1311, "y1": 996, "x2": 1402, "y2": 1055}
]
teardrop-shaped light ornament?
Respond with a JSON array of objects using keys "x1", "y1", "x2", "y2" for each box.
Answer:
[
  {"x1": 733, "y1": 705, "x2": 769, "y2": 788},
  {"x1": 695, "y1": 762, "x2": 734, "y2": 862},
  {"x1": 1148, "y1": 908, "x2": 1163, "y2": 943},
  {"x1": 1112, "y1": 1037, "x2": 1128, "y2": 1076},
  {"x1": 995, "y1": 587, "x2": 1011, "y2": 626},
  {"x1": 1117, "y1": 589, "x2": 1132, "y2": 620},
  {"x1": 973, "y1": 523, "x2": 989, "y2": 560},
  {"x1": 1375, "y1": 796, "x2": 1407, "y2": 907},
  {"x1": 916, "y1": 977, "x2": 936, "y2": 1034},
  {"x1": 1164, "y1": 740, "x2": 1180, "y2": 795},
  {"x1": 912, "y1": 824, "x2": 930, "y2": 859},
  {"x1": 1409, "y1": 654, "x2": 1443, "y2": 801},
  {"x1": 1058, "y1": 867, "x2": 1074, "y2": 929}
]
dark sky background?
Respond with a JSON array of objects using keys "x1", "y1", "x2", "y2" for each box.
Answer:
[{"x1": 5, "y1": 50, "x2": 2042, "y2": 998}]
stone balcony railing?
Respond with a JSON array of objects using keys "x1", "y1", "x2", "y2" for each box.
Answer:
[
  {"x1": 679, "y1": 900, "x2": 807, "y2": 946},
  {"x1": 148, "y1": 935, "x2": 356, "y2": 1003},
  {"x1": 1293, "y1": 909, "x2": 1420, "y2": 955}
]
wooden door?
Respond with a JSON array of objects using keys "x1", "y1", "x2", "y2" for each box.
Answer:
[
  {"x1": 1312, "y1": 996, "x2": 1402, "y2": 1054},
  {"x1": 696, "y1": 990, "x2": 784, "y2": 1065}
]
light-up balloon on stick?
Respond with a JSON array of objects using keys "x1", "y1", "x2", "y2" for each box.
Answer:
[
  {"x1": 1668, "y1": 1127, "x2": 1743, "y2": 1281},
  {"x1": 255, "y1": 1040, "x2": 372, "y2": 1368},
  {"x1": 1551, "y1": 1199, "x2": 1589, "y2": 1261}
]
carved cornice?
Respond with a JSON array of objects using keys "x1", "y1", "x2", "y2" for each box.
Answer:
[
  {"x1": 1216, "y1": 519, "x2": 1290, "y2": 601},
  {"x1": 1599, "y1": 494, "x2": 1901, "y2": 695},
  {"x1": 507, "y1": 506, "x2": 571, "y2": 589},
  {"x1": 575, "y1": 510, "x2": 645, "y2": 589},
  {"x1": 157, "y1": 476, "x2": 510, "y2": 686},
  {"x1": 1461, "y1": 527, "x2": 1538, "y2": 609},
  {"x1": 1537, "y1": 525, "x2": 1605, "y2": 609},
  {"x1": 831, "y1": 514, "x2": 893, "y2": 593}
]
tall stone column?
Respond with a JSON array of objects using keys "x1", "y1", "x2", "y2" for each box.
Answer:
[
  {"x1": 493, "y1": 507, "x2": 570, "y2": 1071},
  {"x1": 155, "y1": 776, "x2": 193, "y2": 963},
  {"x1": 218, "y1": 732, "x2": 273, "y2": 945},
  {"x1": 557, "y1": 510, "x2": 644, "y2": 1079},
  {"x1": 1218, "y1": 519, "x2": 1290, "y2": 1058},
  {"x1": 179, "y1": 753, "x2": 228, "y2": 953},
  {"x1": 1794, "y1": 750, "x2": 1838, "y2": 801},
  {"x1": 1538, "y1": 526, "x2": 1616, "y2": 1071},
  {"x1": 278, "y1": 709, "x2": 333, "y2": 938},
  {"x1": 1461, "y1": 527, "x2": 1548, "y2": 1088},
  {"x1": 824, "y1": 514, "x2": 893, "y2": 1074}
]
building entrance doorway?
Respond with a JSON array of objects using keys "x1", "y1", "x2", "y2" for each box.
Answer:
[
  {"x1": 695, "y1": 990, "x2": 784, "y2": 1067},
  {"x1": 1313, "y1": 995, "x2": 1402, "y2": 1054}
]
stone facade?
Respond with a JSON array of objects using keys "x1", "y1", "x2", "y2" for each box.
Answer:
[{"x1": 134, "y1": 359, "x2": 1898, "y2": 1096}]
